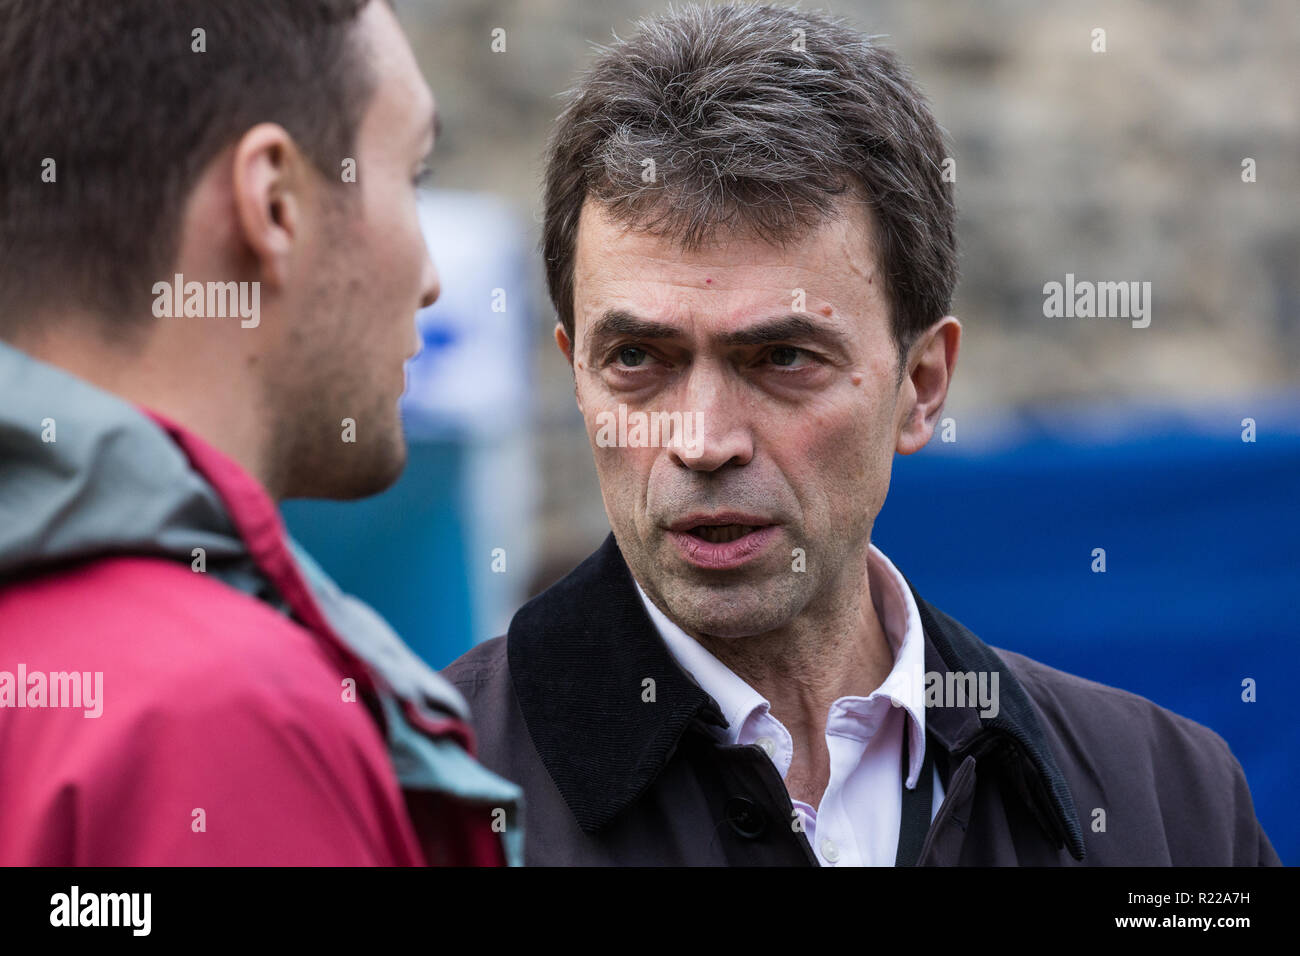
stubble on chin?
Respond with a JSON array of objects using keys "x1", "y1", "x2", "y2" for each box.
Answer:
[
  {"x1": 261, "y1": 307, "x2": 409, "y2": 500},
  {"x1": 276, "y1": 380, "x2": 407, "y2": 500},
  {"x1": 620, "y1": 526, "x2": 813, "y2": 641},
  {"x1": 276, "y1": 220, "x2": 415, "y2": 499}
]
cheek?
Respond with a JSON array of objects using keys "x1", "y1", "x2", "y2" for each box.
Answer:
[
  {"x1": 359, "y1": 181, "x2": 425, "y2": 280},
  {"x1": 579, "y1": 388, "x2": 659, "y2": 513},
  {"x1": 590, "y1": 446, "x2": 653, "y2": 540},
  {"x1": 388, "y1": 196, "x2": 427, "y2": 283},
  {"x1": 777, "y1": 394, "x2": 892, "y2": 522},
  {"x1": 586, "y1": 414, "x2": 654, "y2": 478},
  {"x1": 365, "y1": 187, "x2": 427, "y2": 337}
]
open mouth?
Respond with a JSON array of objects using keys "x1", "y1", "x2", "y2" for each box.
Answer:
[
  {"x1": 667, "y1": 516, "x2": 779, "y2": 570},
  {"x1": 687, "y1": 524, "x2": 763, "y2": 544}
]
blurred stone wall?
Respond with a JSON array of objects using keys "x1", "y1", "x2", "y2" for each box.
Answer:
[{"x1": 396, "y1": 0, "x2": 1299, "y2": 584}]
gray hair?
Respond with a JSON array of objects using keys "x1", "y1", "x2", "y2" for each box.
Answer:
[{"x1": 542, "y1": 2, "x2": 958, "y2": 373}]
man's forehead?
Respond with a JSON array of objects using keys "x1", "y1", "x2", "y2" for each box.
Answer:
[
  {"x1": 358, "y1": 1, "x2": 435, "y2": 134},
  {"x1": 577, "y1": 197, "x2": 877, "y2": 273},
  {"x1": 573, "y1": 199, "x2": 884, "y2": 324}
]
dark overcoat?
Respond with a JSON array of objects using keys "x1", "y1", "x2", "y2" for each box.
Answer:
[{"x1": 444, "y1": 534, "x2": 1280, "y2": 866}]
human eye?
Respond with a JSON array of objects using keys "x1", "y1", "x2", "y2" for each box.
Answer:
[
  {"x1": 614, "y1": 345, "x2": 653, "y2": 368},
  {"x1": 601, "y1": 344, "x2": 665, "y2": 370},
  {"x1": 763, "y1": 345, "x2": 816, "y2": 369},
  {"x1": 598, "y1": 344, "x2": 672, "y2": 388}
]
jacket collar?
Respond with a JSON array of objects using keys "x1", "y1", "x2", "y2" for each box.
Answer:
[
  {"x1": 508, "y1": 533, "x2": 1085, "y2": 860},
  {"x1": 902, "y1": 571, "x2": 1085, "y2": 860}
]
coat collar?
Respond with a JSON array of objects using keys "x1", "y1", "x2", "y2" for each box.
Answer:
[{"x1": 508, "y1": 533, "x2": 1085, "y2": 860}]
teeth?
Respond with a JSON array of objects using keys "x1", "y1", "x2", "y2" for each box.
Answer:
[{"x1": 692, "y1": 525, "x2": 755, "y2": 544}]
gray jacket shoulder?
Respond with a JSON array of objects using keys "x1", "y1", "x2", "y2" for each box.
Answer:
[
  {"x1": 992, "y1": 645, "x2": 1278, "y2": 865},
  {"x1": 443, "y1": 634, "x2": 509, "y2": 692},
  {"x1": 441, "y1": 635, "x2": 535, "y2": 771},
  {"x1": 993, "y1": 644, "x2": 1236, "y2": 769},
  {"x1": 441, "y1": 636, "x2": 516, "y2": 748}
]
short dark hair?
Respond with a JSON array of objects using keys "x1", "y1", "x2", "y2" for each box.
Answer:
[
  {"x1": 542, "y1": 3, "x2": 957, "y2": 375},
  {"x1": 0, "y1": 0, "x2": 382, "y2": 332}
]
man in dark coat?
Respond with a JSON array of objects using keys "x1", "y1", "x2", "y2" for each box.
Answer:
[{"x1": 443, "y1": 3, "x2": 1280, "y2": 866}]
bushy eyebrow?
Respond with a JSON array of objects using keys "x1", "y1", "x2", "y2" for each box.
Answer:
[
  {"x1": 585, "y1": 310, "x2": 680, "y2": 355},
  {"x1": 584, "y1": 308, "x2": 850, "y2": 360},
  {"x1": 717, "y1": 314, "x2": 848, "y2": 352}
]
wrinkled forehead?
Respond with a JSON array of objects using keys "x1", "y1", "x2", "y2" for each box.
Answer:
[{"x1": 572, "y1": 197, "x2": 886, "y2": 341}]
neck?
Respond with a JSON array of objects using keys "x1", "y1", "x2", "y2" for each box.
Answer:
[
  {"x1": 11, "y1": 317, "x2": 282, "y2": 499},
  {"x1": 695, "y1": 547, "x2": 895, "y2": 805}
]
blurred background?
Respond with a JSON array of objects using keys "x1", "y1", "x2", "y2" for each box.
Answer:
[{"x1": 281, "y1": 0, "x2": 1299, "y2": 862}]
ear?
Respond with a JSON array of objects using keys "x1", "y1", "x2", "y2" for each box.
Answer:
[
  {"x1": 896, "y1": 316, "x2": 961, "y2": 455},
  {"x1": 554, "y1": 321, "x2": 574, "y2": 365},
  {"x1": 230, "y1": 123, "x2": 305, "y2": 290},
  {"x1": 554, "y1": 321, "x2": 585, "y2": 412}
]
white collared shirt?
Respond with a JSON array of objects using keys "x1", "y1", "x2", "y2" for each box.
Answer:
[{"x1": 633, "y1": 541, "x2": 944, "y2": 866}]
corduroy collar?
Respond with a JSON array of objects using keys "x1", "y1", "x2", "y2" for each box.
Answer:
[{"x1": 507, "y1": 533, "x2": 1085, "y2": 860}]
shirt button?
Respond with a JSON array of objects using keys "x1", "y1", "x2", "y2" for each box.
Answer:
[
  {"x1": 821, "y1": 839, "x2": 840, "y2": 864},
  {"x1": 755, "y1": 736, "x2": 777, "y2": 758}
]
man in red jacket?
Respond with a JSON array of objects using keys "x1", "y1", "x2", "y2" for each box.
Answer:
[{"x1": 0, "y1": 0, "x2": 518, "y2": 865}]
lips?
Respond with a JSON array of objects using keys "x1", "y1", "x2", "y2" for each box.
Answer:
[
  {"x1": 668, "y1": 512, "x2": 772, "y2": 532},
  {"x1": 666, "y1": 513, "x2": 778, "y2": 570},
  {"x1": 690, "y1": 524, "x2": 761, "y2": 544}
]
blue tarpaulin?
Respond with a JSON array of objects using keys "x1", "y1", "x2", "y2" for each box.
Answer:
[{"x1": 874, "y1": 391, "x2": 1300, "y2": 864}]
